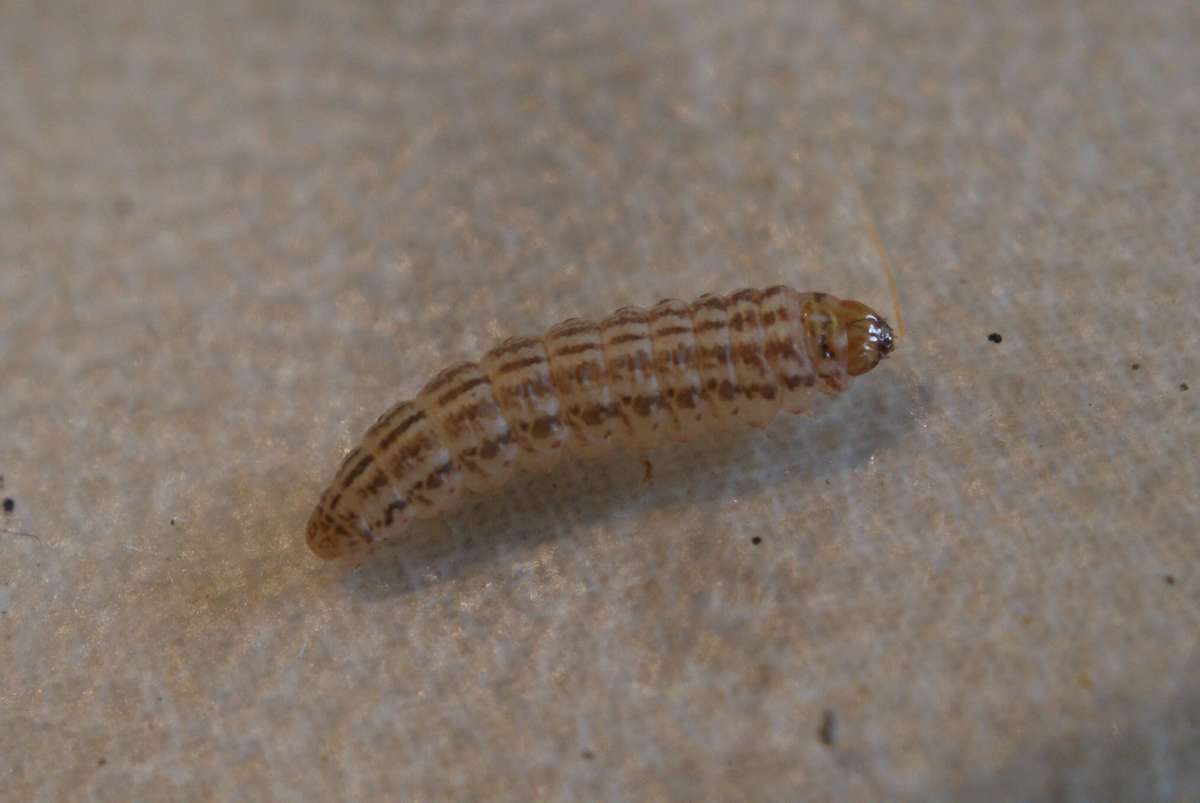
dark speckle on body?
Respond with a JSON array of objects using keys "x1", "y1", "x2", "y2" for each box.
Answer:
[
  {"x1": 2, "y1": 498, "x2": 13, "y2": 513},
  {"x1": 987, "y1": 333, "x2": 1003, "y2": 344}
]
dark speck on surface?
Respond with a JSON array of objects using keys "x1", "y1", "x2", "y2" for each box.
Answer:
[
  {"x1": 1131, "y1": 363, "x2": 1140, "y2": 371},
  {"x1": 818, "y1": 710, "x2": 837, "y2": 746},
  {"x1": 987, "y1": 333, "x2": 1002, "y2": 343},
  {"x1": 1182, "y1": 383, "x2": 1190, "y2": 392},
  {"x1": 581, "y1": 750, "x2": 594, "y2": 760},
  {"x1": 751, "y1": 536, "x2": 762, "y2": 545},
  {"x1": 113, "y1": 195, "x2": 135, "y2": 218},
  {"x1": 1164, "y1": 574, "x2": 1176, "y2": 586},
  {"x1": 2, "y1": 498, "x2": 13, "y2": 513},
  {"x1": 97, "y1": 757, "x2": 107, "y2": 767}
]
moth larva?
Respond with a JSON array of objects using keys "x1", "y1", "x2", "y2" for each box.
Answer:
[{"x1": 306, "y1": 287, "x2": 896, "y2": 558}]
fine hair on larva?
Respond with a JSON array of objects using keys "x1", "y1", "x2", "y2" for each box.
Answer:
[{"x1": 306, "y1": 286, "x2": 896, "y2": 559}]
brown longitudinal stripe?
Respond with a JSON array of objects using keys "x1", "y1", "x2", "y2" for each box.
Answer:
[
  {"x1": 608, "y1": 332, "x2": 645, "y2": 345},
  {"x1": 380, "y1": 410, "x2": 426, "y2": 450},
  {"x1": 581, "y1": 401, "x2": 621, "y2": 425},
  {"x1": 549, "y1": 322, "x2": 594, "y2": 339},
  {"x1": 653, "y1": 325, "x2": 691, "y2": 338},
  {"x1": 701, "y1": 343, "x2": 733, "y2": 363},
  {"x1": 447, "y1": 399, "x2": 491, "y2": 426},
  {"x1": 371, "y1": 404, "x2": 410, "y2": 432},
  {"x1": 631, "y1": 393, "x2": 661, "y2": 416},
  {"x1": 554, "y1": 341, "x2": 602, "y2": 357},
  {"x1": 364, "y1": 470, "x2": 390, "y2": 495},
  {"x1": 498, "y1": 354, "x2": 546, "y2": 374},
  {"x1": 424, "y1": 363, "x2": 474, "y2": 394},
  {"x1": 340, "y1": 454, "x2": 374, "y2": 489},
  {"x1": 420, "y1": 461, "x2": 455, "y2": 491},
  {"x1": 530, "y1": 414, "x2": 560, "y2": 438},
  {"x1": 489, "y1": 337, "x2": 540, "y2": 359},
  {"x1": 648, "y1": 303, "x2": 687, "y2": 320},
  {"x1": 735, "y1": 345, "x2": 771, "y2": 374},
  {"x1": 438, "y1": 375, "x2": 489, "y2": 406},
  {"x1": 396, "y1": 433, "x2": 435, "y2": 461},
  {"x1": 459, "y1": 450, "x2": 488, "y2": 474},
  {"x1": 694, "y1": 319, "x2": 729, "y2": 333},
  {"x1": 695, "y1": 296, "x2": 725, "y2": 311}
]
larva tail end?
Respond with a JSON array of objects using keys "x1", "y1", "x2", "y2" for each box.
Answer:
[
  {"x1": 840, "y1": 299, "x2": 896, "y2": 377},
  {"x1": 306, "y1": 506, "x2": 352, "y2": 560}
]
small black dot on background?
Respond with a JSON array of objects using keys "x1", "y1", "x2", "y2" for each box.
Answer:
[
  {"x1": 1164, "y1": 575, "x2": 1176, "y2": 586},
  {"x1": 1182, "y1": 383, "x2": 1190, "y2": 392},
  {"x1": 987, "y1": 333, "x2": 1003, "y2": 344},
  {"x1": 1131, "y1": 363, "x2": 1140, "y2": 371},
  {"x1": 818, "y1": 710, "x2": 837, "y2": 746},
  {"x1": 2, "y1": 498, "x2": 13, "y2": 513},
  {"x1": 751, "y1": 536, "x2": 762, "y2": 545},
  {"x1": 581, "y1": 750, "x2": 594, "y2": 760}
]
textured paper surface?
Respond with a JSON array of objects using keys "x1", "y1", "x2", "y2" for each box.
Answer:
[{"x1": 2, "y1": 1, "x2": 1198, "y2": 800}]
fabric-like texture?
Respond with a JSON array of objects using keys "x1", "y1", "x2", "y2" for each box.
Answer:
[{"x1": 1, "y1": 1, "x2": 1197, "y2": 800}]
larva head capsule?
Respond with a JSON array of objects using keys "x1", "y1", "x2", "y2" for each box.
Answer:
[{"x1": 839, "y1": 299, "x2": 897, "y2": 377}]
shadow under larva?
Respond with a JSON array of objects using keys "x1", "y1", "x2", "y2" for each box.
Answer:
[
  {"x1": 341, "y1": 371, "x2": 923, "y2": 599},
  {"x1": 307, "y1": 286, "x2": 899, "y2": 563}
]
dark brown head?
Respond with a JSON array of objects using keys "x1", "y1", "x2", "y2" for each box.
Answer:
[{"x1": 837, "y1": 299, "x2": 897, "y2": 376}]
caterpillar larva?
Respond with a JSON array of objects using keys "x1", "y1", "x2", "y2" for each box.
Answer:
[{"x1": 306, "y1": 286, "x2": 896, "y2": 559}]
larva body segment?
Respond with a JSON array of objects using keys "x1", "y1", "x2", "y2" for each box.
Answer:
[
  {"x1": 419, "y1": 361, "x2": 518, "y2": 494},
  {"x1": 727, "y1": 288, "x2": 781, "y2": 427},
  {"x1": 647, "y1": 298, "x2": 706, "y2": 441},
  {"x1": 478, "y1": 336, "x2": 566, "y2": 473},
  {"x1": 544, "y1": 318, "x2": 620, "y2": 456},
  {"x1": 600, "y1": 306, "x2": 664, "y2": 449},
  {"x1": 307, "y1": 287, "x2": 896, "y2": 559},
  {"x1": 690, "y1": 294, "x2": 743, "y2": 429}
]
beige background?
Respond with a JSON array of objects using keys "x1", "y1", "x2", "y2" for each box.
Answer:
[{"x1": 2, "y1": 1, "x2": 1198, "y2": 800}]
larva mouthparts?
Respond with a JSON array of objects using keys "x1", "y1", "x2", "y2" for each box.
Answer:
[{"x1": 307, "y1": 287, "x2": 896, "y2": 559}]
